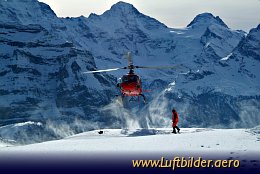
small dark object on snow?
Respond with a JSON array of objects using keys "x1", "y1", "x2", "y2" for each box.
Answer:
[{"x1": 98, "y1": 131, "x2": 104, "y2": 134}]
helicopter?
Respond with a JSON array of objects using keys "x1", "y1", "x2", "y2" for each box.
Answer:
[{"x1": 83, "y1": 52, "x2": 179, "y2": 104}]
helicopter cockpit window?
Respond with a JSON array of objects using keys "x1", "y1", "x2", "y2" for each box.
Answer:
[
  {"x1": 122, "y1": 75, "x2": 128, "y2": 82},
  {"x1": 121, "y1": 75, "x2": 138, "y2": 83},
  {"x1": 129, "y1": 75, "x2": 138, "y2": 82}
]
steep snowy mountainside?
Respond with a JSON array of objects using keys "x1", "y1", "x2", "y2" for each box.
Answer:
[
  {"x1": 88, "y1": 1, "x2": 168, "y2": 34},
  {"x1": 187, "y1": 13, "x2": 228, "y2": 36},
  {"x1": 226, "y1": 24, "x2": 260, "y2": 87},
  {"x1": 0, "y1": 22, "x2": 117, "y2": 130},
  {"x1": 201, "y1": 24, "x2": 246, "y2": 58},
  {"x1": 188, "y1": 13, "x2": 228, "y2": 27},
  {"x1": 0, "y1": 0, "x2": 59, "y2": 27},
  {"x1": 167, "y1": 24, "x2": 258, "y2": 97},
  {"x1": 235, "y1": 24, "x2": 260, "y2": 61},
  {"x1": 147, "y1": 24, "x2": 259, "y2": 128},
  {"x1": 224, "y1": 24, "x2": 260, "y2": 94},
  {"x1": 78, "y1": 1, "x2": 172, "y2": 71}
]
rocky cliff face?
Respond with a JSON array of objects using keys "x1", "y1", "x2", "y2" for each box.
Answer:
[{"x1": 0, "y1": 0, "x2": 259, "y2": 144}]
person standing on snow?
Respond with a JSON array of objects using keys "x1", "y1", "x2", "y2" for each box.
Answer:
[{"x1": 172, "y1": 109, "x2": 180, "y2": 134}]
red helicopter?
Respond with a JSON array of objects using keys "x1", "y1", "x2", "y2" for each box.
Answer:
[{"x1": 84, "y1": 52, "x2": 179, "y2": 103}]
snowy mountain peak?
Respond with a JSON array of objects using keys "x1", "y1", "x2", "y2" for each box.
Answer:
[
  {"x1": 87, "y1": 1, "x2": 167, "y2": 33},
  {"x1": 187, "y1": 12, "x2": 228, "y2": 28},
  {"x1": 109, "y1": 1, "x2": 140, "y2": 14},
  {"x1": 236, "y1": 24, "x2": 260, "y2": 61},
  {"x1": 99, "y1": 1, "x2": 142, "y2": 18},
  {"x1": 250, "y1": 23, "x2": 260, "y2": 33}
]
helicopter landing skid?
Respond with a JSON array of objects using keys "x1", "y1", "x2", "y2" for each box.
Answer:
[
  {"x1": 128, "y1": 94, "x2": 146, "y2": 104},
  {"x1": 129, "y1": 97, "x2": 137, "y2": 102},
  {"x1": 139, "y1": 94, "x2": 146, "y2": 104}
]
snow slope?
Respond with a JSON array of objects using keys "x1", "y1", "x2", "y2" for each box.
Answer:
[{"x1": 0, "y1": 128, "x2": 259, "y2": 154}]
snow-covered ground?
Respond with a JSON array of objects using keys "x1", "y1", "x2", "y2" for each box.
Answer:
[{"x1": 0, "y1": 128, "x2": 259, "y2": 155}]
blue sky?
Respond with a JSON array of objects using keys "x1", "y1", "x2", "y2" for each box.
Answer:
[{"x1": 39, "y1": 0, "x2": 260, "y2": 32}]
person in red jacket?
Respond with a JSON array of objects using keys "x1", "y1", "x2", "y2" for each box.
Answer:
[{"x1": 172, "y1": 109, "x2": 180, "y2": 134}]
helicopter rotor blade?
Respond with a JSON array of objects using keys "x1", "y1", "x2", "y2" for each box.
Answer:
[
  {"x1": 82, "y1": 67, "x2": 127, "y2": 74},
  {"x1": 135, "y1": 65, "x2": 181, "y2": 70}
]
